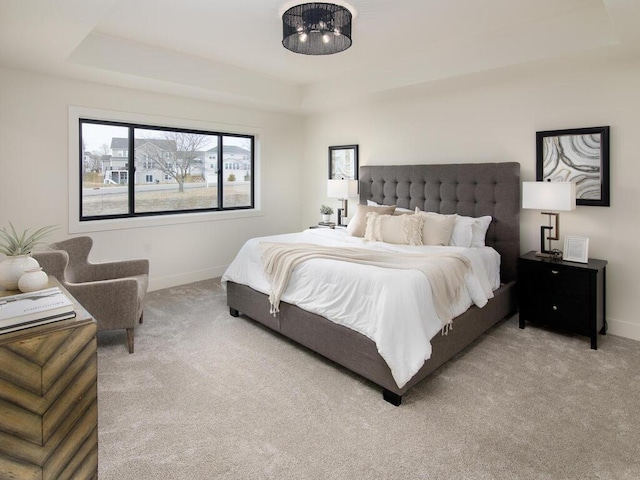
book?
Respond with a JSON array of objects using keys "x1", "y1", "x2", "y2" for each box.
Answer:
[{"x1": 0, "y1": 287, "x2": 76, "y2": 333}]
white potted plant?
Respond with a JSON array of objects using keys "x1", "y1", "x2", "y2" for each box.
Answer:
[
  {"x1": 0, "y1": 222, "x2": 57, "y2": 290},
  {"x1": 320, "y1": 205, "x2": 334, "y2": 223}
]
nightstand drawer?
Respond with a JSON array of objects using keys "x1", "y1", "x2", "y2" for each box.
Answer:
[
  {"x1": 524, "y1": 263, "x2": 591, "y2": 298},
  {"x1": 535, "y1": 296, "x2": 590, "y2": 335}
]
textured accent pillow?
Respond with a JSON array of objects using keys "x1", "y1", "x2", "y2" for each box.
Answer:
[
  {"x1": 414, "y1": 208, "x2": 457, "y2": 245},
  {"x1": 347, "y1": 204, "x2": 396, "y2": 237},
  {"x1": 364, "y1": 213, "x2": 424, "y2": 245}
]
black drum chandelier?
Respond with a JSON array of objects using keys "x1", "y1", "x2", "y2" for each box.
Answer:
[{"x1": 282, "y1": 3, "x2": 353, "y2": 55}]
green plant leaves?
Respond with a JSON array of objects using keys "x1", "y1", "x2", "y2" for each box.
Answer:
[{"x1": 0, "y1": 222, "x2": 58, "y2": 256}]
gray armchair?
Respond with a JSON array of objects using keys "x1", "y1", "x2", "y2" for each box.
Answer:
[{"x1": 33, "y1": 236, "x2": 149, "y2": 353}]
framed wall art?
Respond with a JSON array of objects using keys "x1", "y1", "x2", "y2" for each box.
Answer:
[
  {"x1": 328, "y1": 144, "x2": 358, "y2": 180},
  {"x1": 536, "y1": 126, "x2": 610, "y2": 207}
]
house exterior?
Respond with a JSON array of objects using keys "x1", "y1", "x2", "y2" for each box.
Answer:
[{"x1": 101, "y1": 138, "x2": 251, "y2": 185}]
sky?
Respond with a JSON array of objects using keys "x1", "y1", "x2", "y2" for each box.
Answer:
[{"x1": 81, "y1": 123, "x2": 248, "y2": 153}]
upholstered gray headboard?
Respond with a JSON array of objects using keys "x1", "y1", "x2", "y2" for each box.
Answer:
[{"x1": 359, "y1": 163, "x2": 520, "y2": 283}]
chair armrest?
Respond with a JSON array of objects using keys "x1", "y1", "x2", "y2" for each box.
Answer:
[
  {"x1": 64, "y1": 278, "x2": 140, "y2": 328},
  {"x1": 83, "y1": 259, "x2": 149, "y2": 282}
]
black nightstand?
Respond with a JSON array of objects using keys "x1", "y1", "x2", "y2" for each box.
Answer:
[
  {"x1": 309, "y1": 223, "x2": 346, "y2": 229},
  {"x1": 518, "y1": 251, "x2": 607, "y2": 349}
]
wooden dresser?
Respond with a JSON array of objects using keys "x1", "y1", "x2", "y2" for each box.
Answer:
[{"x1": 0, "y1": 281, "x2": 98, "y2": 480}]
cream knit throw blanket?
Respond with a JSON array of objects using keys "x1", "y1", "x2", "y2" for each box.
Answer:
[{"x1": 260, "y1": 243, "x2": 472, "y2": 329}]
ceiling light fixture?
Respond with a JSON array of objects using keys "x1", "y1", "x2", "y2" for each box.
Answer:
[{"x1": 282, "y1": 2, "x2": 352, "y2": 55}]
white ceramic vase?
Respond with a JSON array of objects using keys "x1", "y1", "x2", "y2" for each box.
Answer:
[
  {"x1": 18, "y1": 267, "x2": 49, "y2": 293},
  {"x1": 0, "y1": 255, "x2": 40, "y2": 291},
  {"x1": 322, "y1": 214, "x2": 331, "y2": 223}
]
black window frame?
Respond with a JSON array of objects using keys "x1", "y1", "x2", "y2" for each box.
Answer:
[{"x1": 79, "y1": 118, "x2": 255, "y2": 221}]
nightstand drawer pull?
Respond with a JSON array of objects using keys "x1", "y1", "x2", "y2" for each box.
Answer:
[{"x1": 551, "y1": 270, "x2": 559, "y2": 275}]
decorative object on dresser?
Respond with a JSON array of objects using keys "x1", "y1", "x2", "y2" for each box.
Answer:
[
  {"x1": 327, "y1": 179, "x2": 358, "y2": 226},
  {"x1": 0, "y1": 287, "x2": 76, "y2": 334},
  {"x1": 328, "y1": 144, "x2": 358, "y2": 180},
  {"x1": 522, "y1": 181, "x2": 576, "y2": 257},
  {"x1": 32, "y1": 236, "x2": 149, "y2": 354},
  {"x1": 225, "y1": 162, "x2": 521, "y2": 405},
  {"x1": 518, "y1": 251, "x2": 607, "y2": 349},
  {"x1": 0, "y1": 280, "x2": 98, "y2": 479},
  {"x1": 0, "y1": 222, "x2": 57, "y2": 291},
  {"x1": 282, "y1": 2, "x2": 353, "y2": 56},
  {"x1": 17, "y1": 267, "x2": 49, "y2": 293},
  {"x1": 536, "y1": 126, "x2": 610, "y2": 207}
]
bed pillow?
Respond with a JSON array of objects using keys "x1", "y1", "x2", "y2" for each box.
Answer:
[
  {"x1": 449, "y1": 216, "x2": 476, "y2": 247},
  {"x1": 414, "y1": 208, "x2": 457, "y2": 245},
  {"x1": 367, "y1": 199, "x2": 413, "y2": 215},
  {"x1": 364, "y1": 212, "x2": 424, "y2": 245},
  {"x1": 449, "y1": 215, "x2": 493, "y2": 247},
  {"x1": 347, "y1": 204, "x2": 397, "y2": 237},
  {"x1": 470, "y1": 216, "x2": 492, "y2": 247}
]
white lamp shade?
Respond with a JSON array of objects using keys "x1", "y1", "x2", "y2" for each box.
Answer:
[
  {"x1": 522, "y1": 181, "x2": 576, "y2": 211},
  {"x1": 327, "y1": 179, "x2": 358, "y2": 199}
]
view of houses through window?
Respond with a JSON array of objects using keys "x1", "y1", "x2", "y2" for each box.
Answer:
[{"x1": 80, "y1": 119, "x2": 254, "y2": 220}]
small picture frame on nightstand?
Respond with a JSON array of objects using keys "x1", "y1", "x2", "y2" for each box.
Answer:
[{"x1": 563, "y1": 236, "x2": 589, "y2": 263}]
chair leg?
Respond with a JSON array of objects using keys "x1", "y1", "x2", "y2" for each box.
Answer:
[
  {"x1": 139, "y1": 311, "x2": 144, "y2": 324},
  {"x1": 126, "y1": 328, "x2": 134, "y2": 354}
]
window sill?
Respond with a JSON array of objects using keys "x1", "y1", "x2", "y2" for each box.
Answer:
[{"x1": 69, "y1": 208, "x2": 263, "y2": 234}]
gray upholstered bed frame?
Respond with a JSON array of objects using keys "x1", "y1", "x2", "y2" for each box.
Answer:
[{"x1": 227, "y1": 162, "x2": 520, "y2": 405}]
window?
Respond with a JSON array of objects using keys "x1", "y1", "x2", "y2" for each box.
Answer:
[{"x1": 79, "y1": 119, "x2": 255, "y2": 221}]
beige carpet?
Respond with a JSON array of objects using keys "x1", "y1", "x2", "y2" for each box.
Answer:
[{"x1": 97, "y1": 278, "x2": 640, "y2": 479}]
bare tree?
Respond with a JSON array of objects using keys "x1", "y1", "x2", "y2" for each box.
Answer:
[
  {"x1": 140, "y1": 132, "x2": 211, "y2": 192},
  {"x1": 87, "y1": 143, "x2": 111, "y2": 172}
]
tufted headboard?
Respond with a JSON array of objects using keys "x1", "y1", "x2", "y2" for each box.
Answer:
[{"x1": 359, "y1": 163, "x2": 520, "y2": 283}]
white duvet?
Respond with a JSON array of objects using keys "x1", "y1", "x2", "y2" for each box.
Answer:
[{"x1": 221, "y1": 228, "x2": 500, "y2": 388}]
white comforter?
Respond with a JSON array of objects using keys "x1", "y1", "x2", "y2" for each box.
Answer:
[{"x1": 221, "y1": 228, "x2": 500, "y2": 388}]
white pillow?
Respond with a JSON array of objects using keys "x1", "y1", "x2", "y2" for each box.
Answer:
[
  {"x1": 450, "y1": 215, "x2": 493, "y2": 247},
  {"x1": 450, "y1": 216, "x2": 475, "y2": 247},
  {"x1": 364, "y1": 213, "x2": 424, "y2": 246},
  {"x1": 413, "y1": 208, "x2": 456, "y2": 246},
  {"x1": 470, "y1": 216, "x2": 492, "y2": 247},
  {"x1": 367, "y1": 199, "x2": 413, "y2": 215}
]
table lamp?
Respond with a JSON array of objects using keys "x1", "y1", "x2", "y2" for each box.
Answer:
[
  {"x1": 522, "y1": 181, "x2": 576, "y2": 256},
  {"x1": 327, "y1": 179, "x2": 358, "y2": 226}
]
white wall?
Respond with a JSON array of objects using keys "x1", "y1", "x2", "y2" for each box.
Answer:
[
  {"x1": 0, "y1": 68, "x2": 304, "y2": 290},
  {"x1": 302, "y1": 52, "x2": 640, "y2": 341},
  {"x1": 2, "y1": 52, "x2": 639, "y2": 342}
]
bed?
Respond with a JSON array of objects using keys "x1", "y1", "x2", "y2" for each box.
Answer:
[{"x1": 223, "y1": 162, "x2": 520, "y2": 405}]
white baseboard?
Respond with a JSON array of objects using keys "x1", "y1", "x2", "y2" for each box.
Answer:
[
  {"x1": 606, "y1": 317, "x2": 640, "y2": 342},
  {"x1": 148, "y1": 265, "x2": 228, "y2": 292}
]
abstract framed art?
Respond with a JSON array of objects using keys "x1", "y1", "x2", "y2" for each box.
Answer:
[
  {"x1": 328, "y1": 145, "x2": 359, "y2": 180},
  {"x1": 536, "y1": 126, "x2": 610, "y2": 206}
]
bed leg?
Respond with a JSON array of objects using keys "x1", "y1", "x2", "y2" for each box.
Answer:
[
  {"x1": 383, "y1": 389, "x2": 402, "y2": 406},
  {"x1": 229, "y1": 308, "x2": 240, "y2": 317}
]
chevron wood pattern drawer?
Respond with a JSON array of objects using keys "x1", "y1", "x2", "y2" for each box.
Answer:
[{"x1": 0, "y1": 313, "x2": 97, "y2": 480}]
